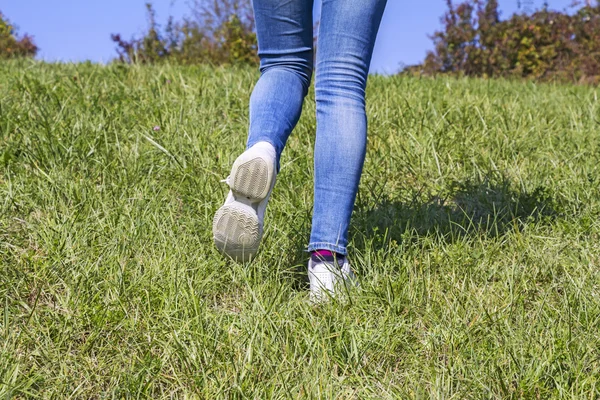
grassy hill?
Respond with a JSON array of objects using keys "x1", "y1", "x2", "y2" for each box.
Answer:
[{"x1": 1, "y1": 60, "x2": 599, "y2": 398}]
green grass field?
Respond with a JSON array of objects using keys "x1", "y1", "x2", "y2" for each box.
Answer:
[{"x1": 1, "y1": 59, "x2": 600, "y2": 398}]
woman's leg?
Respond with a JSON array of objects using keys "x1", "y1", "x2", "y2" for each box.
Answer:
[
  {"x1": 213, "y1": 0, "x2": 314, "y2": 261},
  {"x1": 247, "y1": 0, "x2": 314, "y2": 165},
  {"x1": 308, "y1": 0, "x2": 387, "y2": 255}
]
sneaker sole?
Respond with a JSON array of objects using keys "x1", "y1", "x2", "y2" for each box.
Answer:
[
  {"x1": 213, "y1": 202, "x2": 261, "y2": 261},
  {"x1": 213, "y1": 152, "x2": 276, "y2": 261}
]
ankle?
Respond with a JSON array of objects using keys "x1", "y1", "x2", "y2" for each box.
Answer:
[
  {"x1": 311, "y1": 249, "x2": 344, "y2": 260},
  {"x1": 249, "y1": 141, "x2": 276, "y2": 155}
]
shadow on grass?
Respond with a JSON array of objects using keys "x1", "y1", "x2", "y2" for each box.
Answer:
[
  {"x1": 283, "y1": 176, "x2": 560, "y2": 290},
  {"x1": 351, "y1": 177, "x2": 560, "y2": 251}
]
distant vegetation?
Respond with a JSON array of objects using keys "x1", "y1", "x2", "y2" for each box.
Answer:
[
  {"x1": 1, "y1": 0, "x2": 598, "y2": 79},
  {"x1": 114, "y1": 0, "x2": 599, "y2": 83},
  {"x1": 111, "y1": 1, "x2": 258, "y2": 66},
  {"x1": 416, "y1": 0, "x2": 600, "y2": 83},
  {"x1": 0, "y1": 11, "x2": 37, "y2": 59}
]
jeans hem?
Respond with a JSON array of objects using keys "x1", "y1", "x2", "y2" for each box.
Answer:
[{"x1": 307, "y1": 242, "x2": 348, "y2": 256}]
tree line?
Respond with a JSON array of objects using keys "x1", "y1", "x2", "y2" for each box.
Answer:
[
  {"x1": 417, "y1": 0, "x2": 600, "y2": 84},
  {"x1": 1, "y1": 1, "x2": 599, "y2": 83},
  {"x1": 0, "y1": 11, "x2": 37, "y2": 58}
]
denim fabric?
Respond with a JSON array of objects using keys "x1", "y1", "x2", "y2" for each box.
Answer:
[{"x1": 247, "y1": 0, "x2": 387, "y2": 255}]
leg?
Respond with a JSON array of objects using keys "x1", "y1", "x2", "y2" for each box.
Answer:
[
  {"x1": 213, "y1": 0, "x2": 314, "y2": 261},
  {"x1": 308, "y1": 0, "x2": 387, "y2": 255},
  {"x1": 247, "y1": 0, "x2": 314, "y2": 166}
]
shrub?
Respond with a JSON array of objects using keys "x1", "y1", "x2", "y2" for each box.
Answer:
[
  {"x1": 0, "y1": 11, "x2": 38, "y2": 59},
  {"x1": 111, "y1": 1, "x2": 258, "y2": 66},
  {"x1": 418, "y1": 0, "x2": 600, "y2": 84}
]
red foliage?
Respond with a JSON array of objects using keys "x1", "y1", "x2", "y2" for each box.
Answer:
[{"x1": 0, "y1": 11, "x2": 38, "y2": 59}]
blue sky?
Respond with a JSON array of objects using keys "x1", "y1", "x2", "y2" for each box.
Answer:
[{"x1": 4, "y1": 0, "x2": 574, "y2": 73}]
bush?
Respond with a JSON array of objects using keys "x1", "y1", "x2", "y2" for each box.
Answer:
[
  {"x1": 418, "y1": 0, "x2": 600, "y2": 84},
  {"x1": 0, "y1": 11, "x2": 38, "y2": 59},
  {"x1": 111, "y1": 1, "x2": 258, "y2": 66}
]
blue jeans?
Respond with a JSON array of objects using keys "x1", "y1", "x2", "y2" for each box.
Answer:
[{"x1": 247, "y1": 0, "x2": 387, "y2": 255}]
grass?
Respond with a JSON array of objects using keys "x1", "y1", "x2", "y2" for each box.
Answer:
[{"x1": 1, "y1": 59, "x2": 599, "y2": 398}]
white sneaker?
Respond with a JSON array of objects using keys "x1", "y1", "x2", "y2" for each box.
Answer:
[
  {"x1": 213, "y1": 142, "x2": 277, "y2": 261},
  {"x1": 308, "y1": 254, "x2": 356, "y2": 303}
]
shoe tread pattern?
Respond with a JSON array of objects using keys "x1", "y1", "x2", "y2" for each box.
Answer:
[
  {"x1": 213, "y1": 204, "x2": 260, "y2": 258},
  {"x1": 232, "y1": 158, "x2": 269, "y2": 200}
]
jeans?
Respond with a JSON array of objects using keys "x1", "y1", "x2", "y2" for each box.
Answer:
[{"x1": 247, "y1": 0, "x2": 387, "y2": 255}]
